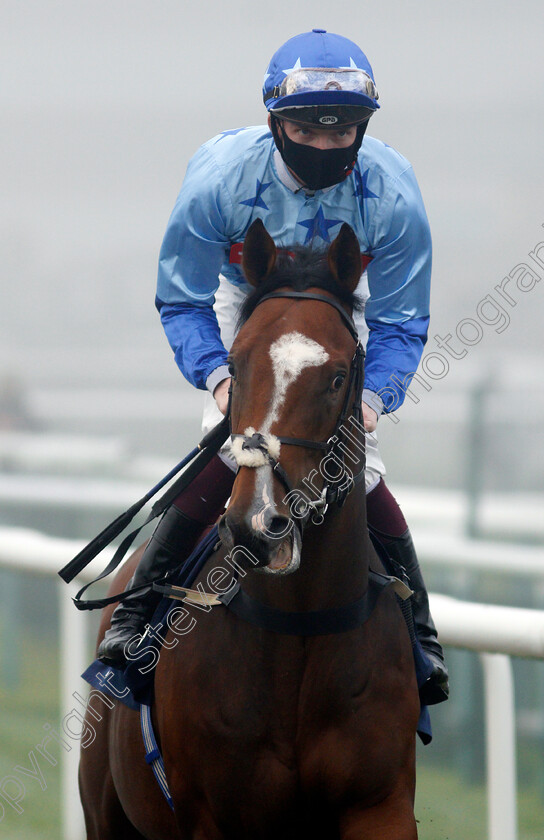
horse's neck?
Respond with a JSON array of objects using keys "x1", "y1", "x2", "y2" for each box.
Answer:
[{"x1": 242, "y1": 483, "x2": 369, "y2": 612}]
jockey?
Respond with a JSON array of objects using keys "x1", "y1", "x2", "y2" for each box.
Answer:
[{"x1": 98, "y1": 29, "x2": 449, "y2": 705}]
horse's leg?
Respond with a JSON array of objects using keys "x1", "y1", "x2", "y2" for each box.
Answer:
[
  {"x1": 80, "y1": 699, "x2": 179, "y2": 840},
  {"x1": 340, "y1": 801, "x2": 417, "y2": 840},
  {"x1": 339, "y1": 765, "x2": 417, "y2": 840},
  {"x1": 340, "y1": 802, "x2": 417, "y2": 840},
  {"x1": 79, "y1": 703, "x2": 146, "y2": 840},
  {"x1": 110, "y1": 703, "x2": 181, "y2": 839},
  {"x1": 80, "y1": 771, "x2": 146, "y2": 840},
  {"x1": 79, "y1": 549, "x2": 159, "y2": 840}
]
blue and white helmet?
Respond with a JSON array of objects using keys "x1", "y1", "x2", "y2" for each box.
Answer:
[{"x1": 263, "y1": 29, "x2": 379, "y2": 127}]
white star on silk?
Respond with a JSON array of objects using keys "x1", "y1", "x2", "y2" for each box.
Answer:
[
  {"x1": 281, "y1": 57, "x2": 303, "y2": 76},
  {"x1": 339, "y1": 57, "x2": 363, "y2": 70}
]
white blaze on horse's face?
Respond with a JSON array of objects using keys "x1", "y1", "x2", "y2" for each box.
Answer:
[
  {"x1": 264, "y1": 331, "x2": 329, "y2": 433},
  {"x1": 249, "y1": 331, "x2": 329, "y2": 575}
]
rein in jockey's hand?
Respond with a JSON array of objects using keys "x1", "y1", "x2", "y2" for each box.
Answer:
[
  {"x1": 213, "y1": 377, "x2": 232, "y2": 415},
  {"x1": 363, "y1": 401, "x2": 378, "y2": 433}
]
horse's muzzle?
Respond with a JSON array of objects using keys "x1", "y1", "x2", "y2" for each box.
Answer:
[{"x1": 218, "y1": 510, "x2": 300, "y2": 575}]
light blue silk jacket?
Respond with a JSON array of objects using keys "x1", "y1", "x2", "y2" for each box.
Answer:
[{"x1": 156, "y1": 126, "x2": 431, "y2": 414}]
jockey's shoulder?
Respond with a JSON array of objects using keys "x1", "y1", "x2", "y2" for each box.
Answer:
[
  {"x1": 200, "y1": 125, "x2": 272, "y2": 168},
  {"x1": 358, "y1": 135, "x2": 414, "y2": 182},
  {"x1": 200, "y1": 128, "x2": 414, "y2": 179}
]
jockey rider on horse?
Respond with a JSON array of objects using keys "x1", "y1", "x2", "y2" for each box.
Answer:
[{"x1": 98, "y1": 29, "x2": 449, "y2": 705}]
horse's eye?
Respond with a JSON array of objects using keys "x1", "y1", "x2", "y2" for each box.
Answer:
[
  {"x1": 331, "y1": 373, "x2": 346, "y2": 391},
  {"x1": 228, "y1": 362, "x2": 236, "y2": 381}
]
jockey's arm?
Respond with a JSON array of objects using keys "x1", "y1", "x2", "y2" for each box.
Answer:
[
  {"x1": 155, "y1": 145, "x2": 234, "y2": 397},
  {"x1": 156, "y1": 299, "x2": 230, "y2": 393},
  {"x1": 362, "y1": 164, "x2": 432, "y2": 418}
]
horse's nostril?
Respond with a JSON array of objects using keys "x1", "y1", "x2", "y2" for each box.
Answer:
[{"x1": 265, "y1": 515, "x2": 293, "y2": 540}]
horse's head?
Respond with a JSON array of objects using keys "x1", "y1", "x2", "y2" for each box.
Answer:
[{"x1": 218, "y1": 219, "x2": 365, "y2": 575}]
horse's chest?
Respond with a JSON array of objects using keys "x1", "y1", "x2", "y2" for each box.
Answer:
[{"x1": 164, "y1": 625, "x2": 415, "y2": 811}]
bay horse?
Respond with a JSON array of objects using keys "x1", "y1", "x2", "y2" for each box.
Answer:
[{"x1": 79, "y1": 220, "x2": 421, "y2": 839}]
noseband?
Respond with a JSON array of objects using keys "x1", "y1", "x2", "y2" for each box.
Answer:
[{"x1": 230, "y1": 291, "x2": 366, "y2": 528}]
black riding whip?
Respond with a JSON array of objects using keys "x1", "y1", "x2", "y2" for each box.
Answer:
[{"x1": 57, "y1": 409, "x2": 230, "y2": 609}]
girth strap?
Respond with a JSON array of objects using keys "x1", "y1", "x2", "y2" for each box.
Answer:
[
  {"x1": 140, "y1": 703, "x2": 174, "y2": 811},
  {"x1": 216, "y1": 571, "x2": 411, "y2": 636}
]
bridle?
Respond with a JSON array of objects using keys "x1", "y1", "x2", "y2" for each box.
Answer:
[
  {"x1": 230, "y1": 290, "x2": 366, "y2": 531},
  {"x1": 60, "y1": 290, "x2": 366, "y2": 611}
]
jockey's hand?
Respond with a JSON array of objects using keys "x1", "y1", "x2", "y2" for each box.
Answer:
[
  {"x1": 213, "y1": 377, "x2": 231, "y2": 415},
  {"x1": 362, "y1": 401, "x2": 378, "y2": 433}
]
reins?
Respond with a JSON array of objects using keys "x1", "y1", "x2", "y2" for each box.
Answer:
[
  {"x1": 58, "y1": 408, "x2": 231, "y2": 610},
  {"x1": 58, "y1": 290, "x2": 366, "y2": 610}
]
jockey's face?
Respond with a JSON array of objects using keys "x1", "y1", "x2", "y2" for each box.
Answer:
[
  {"x1": 268, "y1": 114, "x2": 363, "y2": 190},
  {"x1": 280, "y1": 118, "x2": 357, "y2": 149}
]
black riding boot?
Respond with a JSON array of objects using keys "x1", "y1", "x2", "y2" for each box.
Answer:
[
  {"x1": 97, "y1": 505, "x2": 204, "y2": 667},
  {"x1": 386, "y1": 529, "x2": 449, "y2": 705}
]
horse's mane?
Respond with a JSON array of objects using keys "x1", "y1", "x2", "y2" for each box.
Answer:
[{"x1": 237, "y1": 246, "x2": 363, "y2": 330}]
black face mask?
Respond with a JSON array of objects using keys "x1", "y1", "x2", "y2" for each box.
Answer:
[{"x1": 272, "y1": 118, "x2": 367, "y2": 191}]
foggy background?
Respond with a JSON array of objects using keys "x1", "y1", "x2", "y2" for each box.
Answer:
[
  {"x1": 1, "y1": 0, "x2": 543, "y2": 486},
  {"x1": 1, "y1": 2, "x2": 544, "y2": 838}
]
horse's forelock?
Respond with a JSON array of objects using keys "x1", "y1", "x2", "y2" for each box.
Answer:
[{"x1": 237, "y1": 246, "x2": 363, "y2": 331}]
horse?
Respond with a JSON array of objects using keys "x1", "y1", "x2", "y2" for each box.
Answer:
[{"x1": 79, "y1": 219, "x2": 421, "y2": 839}]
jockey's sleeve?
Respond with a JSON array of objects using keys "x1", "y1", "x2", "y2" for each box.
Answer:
[
  {"x1": 363, "y1": 164, "x2": 431, "y2": 414},
  {"x1": 156, "y1": 299, "x2": 229, "y2": 391},
  {"x1": 155, "y1": 144, "x2": 234, "y2": 390}
]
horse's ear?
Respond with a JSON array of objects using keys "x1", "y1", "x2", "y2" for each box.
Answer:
[
  {"x1": 242, "y1": 219, "x2": 277, "y2": 287},
  {"x1": 327, "y1": 223, "x2": 362, "y2": 294}
]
